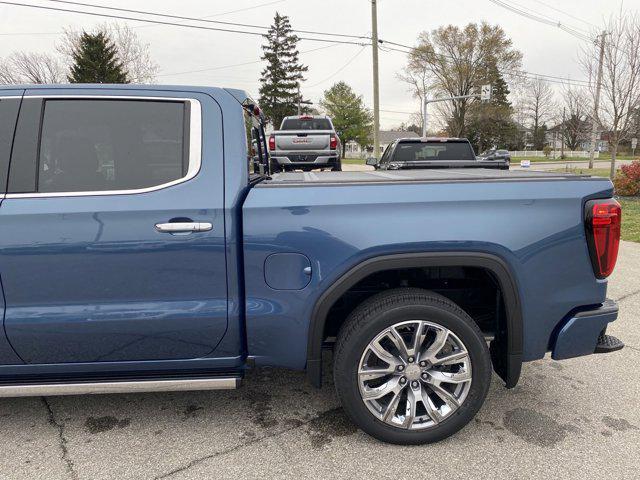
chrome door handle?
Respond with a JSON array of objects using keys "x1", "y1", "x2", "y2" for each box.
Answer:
[{"x1": 155, "y1": 222, "x2": 213, "y2": 233}]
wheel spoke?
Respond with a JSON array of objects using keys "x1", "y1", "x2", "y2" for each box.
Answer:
[
  {"x1": 431, "y1": 350, "x2": 469, "y2": 366},
  {"x1": 422, "y1": 328, "x2": 449, "y2": 363},
  {"x1": 381, "y1": 388, "x2": 403, "y2": 422},
  {"x1": 387, "y1": 327, "x2": 410, "y2": 359},
  {"x1": 429, "y1": 369, "x2": 472, "y2": 384},
  {"x1": 429, "y1": 382, "x2": 460, "y2": 410},
  {"x1": 358, "y1": 365, "x2": 396, "y2": 381},
  {"x1": 421, "y1": 389, "x2": 443, "y2": 424},
  {"x1": 368, "y1": 339, "x2": 401, "y2": 368},
  {"x1": 409, "y1": 322, "x2": 427, "y2": 358},
  {"x1": 362, "y1": 376, "x2": 402, "y2": 400},
  {"x1": 402, "y1": 387, "x2": 418, "y2": 428}
]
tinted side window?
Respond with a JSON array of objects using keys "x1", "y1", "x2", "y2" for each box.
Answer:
[
  {"x1": 37, "y1": 99, "x2": 188, "y2": 193},
  {"x1": 0, "y1": 97, "x2": 22, "y2": 193}
]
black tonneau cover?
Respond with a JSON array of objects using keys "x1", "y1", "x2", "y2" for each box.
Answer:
[{"x1": 259, "y1": 168, "x2": 600, "y2": 187}]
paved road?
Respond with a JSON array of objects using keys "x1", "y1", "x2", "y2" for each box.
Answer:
[{"x1": 1, "y1": 242, "x2": 639, "y2": 480}]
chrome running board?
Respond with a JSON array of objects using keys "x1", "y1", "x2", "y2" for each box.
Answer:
[{"x1": 0, "y1": 377, "x2": 241, "y2": 398}]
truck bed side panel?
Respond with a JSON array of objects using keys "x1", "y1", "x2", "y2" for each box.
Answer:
[{"x1": 242, "y1": 179, "x2": 612, "y2": 369}]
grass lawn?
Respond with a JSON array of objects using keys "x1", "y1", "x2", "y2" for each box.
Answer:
[
  {"x1": 513, "y1": 155, "x2": 638, "y2": 163},
  {"x1": 342, "y1": 158, "x2": 367, "y2": 165},
  {"x1": 619, "y1": 197, "x2": 640, "y2": 243},
  {"x1": 552, "y1": 168, "x2": 614, "y2": 178}
]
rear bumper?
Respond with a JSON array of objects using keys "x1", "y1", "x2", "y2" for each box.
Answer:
[
  {"x1": 551, "y1": 299, "x2": 619, "y2": 360},
  {"x1": 272, "y1": 151, "x2": 339, "y2": 165}
]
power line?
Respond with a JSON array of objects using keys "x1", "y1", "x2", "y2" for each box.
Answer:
[
  {"x1": 0, "y1": 0, "x2": 287, "y2": 36},
  {"x1": 157, "y1": 44, "x2": 340, "y2": 78},
  {"x1": 487, "y1": 0, "x2": 593, "y2": 42},
  {"x1": 306, "y1": 46, "x2": 368, "y2": 88},
  {"x1": 47, "y1": 0, "x2": 370, "y2": 41},
  {"x1": 530, "y1": 0, "x2": 599, "y2": 30},
  {"x1": 0, "y1": 1, "x2": 370, "y2": 45}
]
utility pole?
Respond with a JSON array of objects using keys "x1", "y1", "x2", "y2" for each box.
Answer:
[
  {"x1": 371, "y1": 0, "x2": 380, "y2": 159},
  {"x1": 588, "y1": 31, "x2": 606, "y2": 169},
  {"x1": 297, "y1": 84, "x2": 301, "y2": 115},
  {"x1": 561, "y1": 107, "x2": 565, "y2": 158}
]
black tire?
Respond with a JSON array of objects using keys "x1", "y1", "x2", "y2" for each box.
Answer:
[
  {"x1": 331, "y1": 159, "x2": 342, "y2": 171},
  {"x1": 333, "y1": 288, "x2": 491, "y2": 445},
  {"x1": 269, "y1": 160, "x2": 281, "y2": 174}
]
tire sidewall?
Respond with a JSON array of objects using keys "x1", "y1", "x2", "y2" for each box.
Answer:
[{"x1": 334, "y1": 301, "x2": 491, "y2": 445}]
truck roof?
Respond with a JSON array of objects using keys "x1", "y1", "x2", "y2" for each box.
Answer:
[{"x1": 259, "y1": 169, "x2": 608, "y2": 187}]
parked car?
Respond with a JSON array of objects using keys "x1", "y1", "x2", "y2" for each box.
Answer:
[
  {"x1": 0, "y1": 84, "x2": 624, "y2": 446},
  {"x1": 368, "y1": 138, "x2": 509, "y2": 170},
  {"x1": 269, "y1": 115, "x2": 341, "y2": 172},
  {"x1": 477, "y1": 148, "x2": 511, "y2": 169}
]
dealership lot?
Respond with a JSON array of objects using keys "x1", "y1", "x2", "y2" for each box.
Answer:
[{"x1": 0, "y1": 241, "x2": 638, "y2": 480}]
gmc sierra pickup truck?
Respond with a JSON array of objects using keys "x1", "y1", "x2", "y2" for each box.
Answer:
[
  {"x1": 268, "y1": 115, "x2": 342, "y2": 172},
  {"x1": 0, "y1": 85, "x2": 624, "y2": 445}
]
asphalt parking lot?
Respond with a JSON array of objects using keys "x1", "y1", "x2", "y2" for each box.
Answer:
[{"x1": 1, "y1": 241, "x2": 638, "y2": 480}]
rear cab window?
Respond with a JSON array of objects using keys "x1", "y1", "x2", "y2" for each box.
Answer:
[
  {"x1": 0, "y1": 93, "x2": 23, "y2": 193},
  {"x1": 280, "y1": 118, "x2": 332, "y2": 130},
  {"x1": 8, "y1": 96, "x2": 199, "y2": 195},
  {"x1": 392, "y1": 141, "x2": 476, "y2": 162}
]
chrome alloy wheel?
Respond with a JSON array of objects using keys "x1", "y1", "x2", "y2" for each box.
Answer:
[{"x1": 357, "y1": 320, "x2": 472, "y2": 430}]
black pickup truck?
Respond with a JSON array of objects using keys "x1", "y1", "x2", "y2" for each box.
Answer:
[{"x1": 369, "y1": 138, "x2": 509, "y2": 170}]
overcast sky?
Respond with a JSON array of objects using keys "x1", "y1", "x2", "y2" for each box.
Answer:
[{"x1": 0, "y1": 0, "x2": 637, "y2": 127}]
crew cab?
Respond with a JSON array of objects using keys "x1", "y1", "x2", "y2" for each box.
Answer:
[
  {"x1": 269, "y1": 115, "x2": 342, "y2": 172},
  {"x1": 369, "y1": 138, "x2": 509, "y2": 170},
  {"x1": 0, "y1": 85, "x2": 624, "y2": 445}
]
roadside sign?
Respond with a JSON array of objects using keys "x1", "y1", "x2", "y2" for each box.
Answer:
[
  {"x1": 520, "y1": 159, "x2": 531, "y2": 168},
  {"x1": 632, "y1": 138, "x2": 637, "y2": 149},
  {"x1": 481, "y1": 85, "x2": 492, "y2": 101}
]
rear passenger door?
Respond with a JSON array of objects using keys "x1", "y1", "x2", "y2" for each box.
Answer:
[{"x1": 0, "y1": 90, "x2": 228, "y2": 364}]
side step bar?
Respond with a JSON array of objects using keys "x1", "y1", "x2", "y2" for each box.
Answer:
[{"x1": 0, "y1": 377, "x2": 241, "y2": 398}]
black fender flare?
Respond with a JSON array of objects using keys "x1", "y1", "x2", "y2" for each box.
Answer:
[{"x1": 306, "y1": 252, "x2": 523, "y2": 388}]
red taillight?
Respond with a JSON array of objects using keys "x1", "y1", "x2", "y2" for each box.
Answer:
[
  {"x1": 330, "y1": 135, "x2": 337, "y2": 150},
  {"x1": 268, "y1": 134, "x2": 275, "y2": 151},
  {"x1": 585, "y1": 199, "x2": 621, "y2": 279}
]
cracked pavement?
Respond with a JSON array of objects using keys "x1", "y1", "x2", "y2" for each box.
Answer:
[{"x1": 0, "y1": 241, "x2": 638, "y2": 480}]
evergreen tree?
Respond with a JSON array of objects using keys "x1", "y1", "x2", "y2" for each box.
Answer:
[
  {"x1": 320, "y1": 82, "x2": 373, "y2": 157},
  {"x1": 259, "y1": 13, "x2": 308, "y2": 128},
  {"x1": 68, "y1": 31, "x2": 128, "y2": 84},
  {"x1": 466, "y1": 58, "x2": 519, "y2": 152}
]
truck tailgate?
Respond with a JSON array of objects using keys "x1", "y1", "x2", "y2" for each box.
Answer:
[{"x1": 274, "y1": 130, "x2": 332, "y2": 151}]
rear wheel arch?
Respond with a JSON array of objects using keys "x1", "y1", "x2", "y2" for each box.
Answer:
[{"x1": 306, "y1": 252, "x2": 523, "y2": 388}]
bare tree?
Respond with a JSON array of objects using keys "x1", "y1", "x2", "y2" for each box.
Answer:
[
  {"x1": 0, "y1": 52, "x2": 66, "y2": 84},
  {"x1": 522, "y1": 77, "x2": 556, "y2": 149},
  {"x1": 58, "y1": 23, "x2": 159, "y2": 83},
  {"x1": 396, "y1": 63, "x2": 432, "y2": 127},
  {"x1": 561, "y1": 86, "x2": 590, "y2": 150},
  {"x1": 399, "y1": 22, "x2": 522, "y2": 137},
  {"x1": 582, "y1": 12, "x2": 640, "y2": 177}
]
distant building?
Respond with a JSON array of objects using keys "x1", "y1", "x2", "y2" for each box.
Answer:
[{"x1": 345, "y1": 130, "x2": 420, "y2": 157}]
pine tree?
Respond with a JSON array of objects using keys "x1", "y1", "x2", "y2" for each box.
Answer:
[
  {"x1": 67, "y1": 31, "x2": 128, "y2": 84},
  {"x1": 259, "y1": 13, "x2": 308, "y2": 128}
]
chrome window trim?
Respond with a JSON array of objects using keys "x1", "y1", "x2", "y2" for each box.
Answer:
[{"x1": 5, "y1": 95, "x2": 202, "y2": 199}]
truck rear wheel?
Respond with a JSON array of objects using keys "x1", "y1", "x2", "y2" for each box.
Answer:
[
  {"x1": 333, "y1": 288, "x2": 491, "y2": 445},
  {"x1": 331, "y1": 159, "x2": 342, "y2": 171}
]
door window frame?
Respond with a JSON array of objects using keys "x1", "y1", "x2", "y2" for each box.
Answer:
[{"x1": 6, "y1": 95, "x2": 202, "y2": 199}]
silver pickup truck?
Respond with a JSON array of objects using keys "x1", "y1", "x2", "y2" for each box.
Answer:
[{"x1": 268, "y1": 115, "x2": 342, "y2": 172}]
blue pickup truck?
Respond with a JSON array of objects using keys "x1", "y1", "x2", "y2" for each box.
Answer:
[{"x1": 0, "y1": 85, "x2": 624, "y2": 445}]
